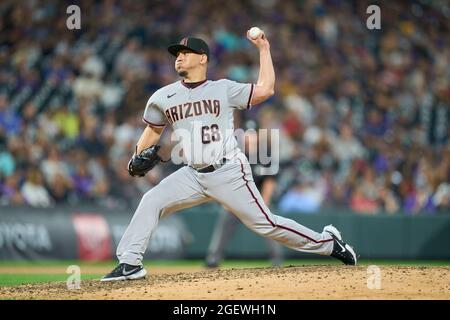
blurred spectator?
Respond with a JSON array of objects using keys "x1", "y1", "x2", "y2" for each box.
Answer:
[
  {"x1": 80, "y1": 48, "x2": 105, "y2": 80},
  {"x1": 40, "y1": 146, "x2": 70, "y2": 185},
  {"x1": 115, "y1": 38, "x2": 147, "y2": 82},
  {"x1": 349, "y1": 167, "x2": 380, "y2": 214},
  {"x1": 52, "y1": 105, "x2": 80, "y2": 140},
  {"x1": 0, "y1": 94, "x2": 22, "y2": 136},
  {"x1": 76, "y1": 117, "x2": 106, "y2": 156},
  {"x1": 47, "y1": 172, "x2": 72, "y2": 204},
  {"x1": 279, "y1": 175, "x2": 326, "y2": 214},
  {"x1": 71, "y1": 163, "x2": 95, "y2": 201},
  {"x1": 44, "y1": 56, "x2": 72, "y2": 83},
  {"x1": 433, "y1": 183, "x2": 450, "y2": 212},
  {"x1": 72, "y1": 71, "x2": 104, "y2": 103},
  {"x1": 0, "y1": 171, "x2": 25, "y2": 206},
  {"x1": 330, "y1": 124, "x2": 366, "y2": 164},
  {"x1": 0, "y1": 147, "x2": 15, "y2": 178},
  {"x1": 21, "y1": 167, "x2": 53, "y2": 208}
]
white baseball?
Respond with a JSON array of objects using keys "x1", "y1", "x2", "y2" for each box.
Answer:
[{"x1": 249, "y1": 27, "x2": 263, "y2": 40}]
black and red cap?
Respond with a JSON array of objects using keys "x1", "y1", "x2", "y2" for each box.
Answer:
[{"x1": 168, "y1": 37, "x2": 210, "y2": 59}]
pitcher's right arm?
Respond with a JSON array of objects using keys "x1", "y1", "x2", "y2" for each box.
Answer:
[{"x1": 247, "y1": 30, "x2": 275, "y2": 106}]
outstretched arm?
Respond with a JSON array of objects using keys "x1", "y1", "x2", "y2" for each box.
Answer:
[{"x1": 247, "y1": 30, "x2": 275, "y2": 106}]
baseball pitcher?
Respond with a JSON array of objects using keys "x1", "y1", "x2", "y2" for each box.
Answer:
[{"x1": 102, "y1": 30, "x2": 357, "y2": 281}]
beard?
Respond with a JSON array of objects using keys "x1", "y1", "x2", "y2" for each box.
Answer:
[{"x1": 178, "y1": 70, "x2": 188, "y2": 77}]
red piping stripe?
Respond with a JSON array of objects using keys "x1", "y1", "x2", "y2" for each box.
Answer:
[
  {"x1": 239, "y1": 159, "x2": 275, "y2": 227},
  {"x1": 246, "y1": 84, "x2": 254, "y2": 109},
  {"x1": 238, "y1": 159, "x2": 333, "y2": 244},
  {"x1": 142, "y1": 118, "x2": 166, "y2": 127}
]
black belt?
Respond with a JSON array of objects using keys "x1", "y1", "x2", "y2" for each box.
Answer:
[{"x1": 194, "y1": 158, "x2": 227, "y2": 173}]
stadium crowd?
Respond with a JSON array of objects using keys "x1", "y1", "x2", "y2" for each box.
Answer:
[{"x1": 0, "y1": 0, "x2": 448, "y2": 214}]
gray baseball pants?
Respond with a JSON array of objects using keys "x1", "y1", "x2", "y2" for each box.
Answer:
[{"x1": 117, "y1": 152, "x2": 334, "y2": 266}]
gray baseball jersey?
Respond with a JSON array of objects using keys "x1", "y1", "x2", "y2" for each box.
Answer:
[
  {"x1": 143, "y1": 79, "x2": 253, "y2": 168},
  {"x1": 116, "y1": 78, "x2": 336, "y2": 267}
]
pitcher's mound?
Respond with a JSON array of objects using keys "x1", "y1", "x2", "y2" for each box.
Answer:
[{"x1": 1, "y1": 265, "x2": 449, "y2": 300}]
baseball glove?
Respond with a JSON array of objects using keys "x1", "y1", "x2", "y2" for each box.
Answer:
[{"x1": 128, "y1": 145, "x2": 162, "y2": 177}]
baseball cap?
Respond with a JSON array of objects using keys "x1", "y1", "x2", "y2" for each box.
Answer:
[{"x1": 167, "y1": 37, "x2": 210, "y2": 59}]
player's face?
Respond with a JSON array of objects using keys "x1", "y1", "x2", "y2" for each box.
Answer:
[{"x1": 175, "y1": 50, "x2": 205, "y2": 75}]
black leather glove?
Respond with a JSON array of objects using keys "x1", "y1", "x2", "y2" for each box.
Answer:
[{"x1": 127, "y1": 145, "x2": 162, "y2": 177}]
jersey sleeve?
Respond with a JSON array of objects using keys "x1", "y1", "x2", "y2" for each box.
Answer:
[
  {"x1": 226, "y1": 79, "x2": 255, "y2": 110},
  {"x1": 142, "y1": 92, "x2": 167, "y2": 128}
]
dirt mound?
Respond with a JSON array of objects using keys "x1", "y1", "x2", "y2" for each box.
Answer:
[{"x1": 1, "y1": 265, "x2": 449, "y2": 300}]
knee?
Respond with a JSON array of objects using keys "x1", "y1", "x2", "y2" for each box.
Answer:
[
  {"x1": 253, "y1": 223, "x2": 277, "y2": 237},
  {"x1": 140, "y1": 188, "x2": 168, "y2": 212}
]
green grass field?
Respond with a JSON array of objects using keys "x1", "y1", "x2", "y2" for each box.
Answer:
[{"x1": 0, "y1": 259, "x2": 449, "y2": 287}]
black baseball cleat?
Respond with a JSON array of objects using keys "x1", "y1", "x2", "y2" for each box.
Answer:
[
  {"x1": 101, "y1": 263, "x2": 147, "y2": 281},
  {"x1": 323, "y1": 225, "x2": 357, "y2": 265}
]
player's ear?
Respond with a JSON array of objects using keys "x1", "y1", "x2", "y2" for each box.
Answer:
[{"x1": 200, "y1": 54, "x2": 208, "y2": 65}]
